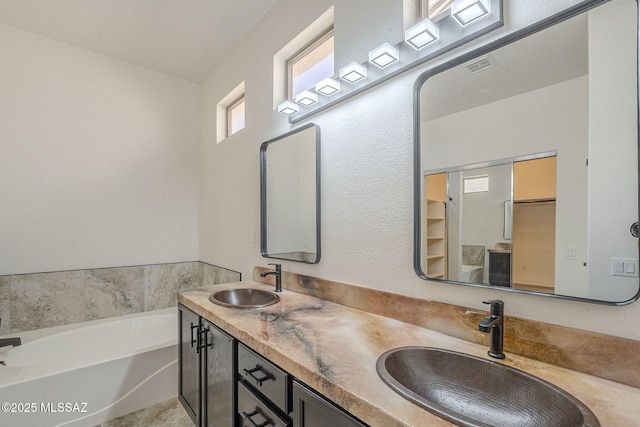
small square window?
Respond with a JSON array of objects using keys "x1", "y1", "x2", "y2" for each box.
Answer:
[
  {"x1": 227, "y1": 96, "x2": 245, "y2": 137},
  {"x1": 463, "y1": 175, "x2": 489, "y2": 193},
  {"x1": 287, "y1": 29, "x2": 334, "y2": 99}
]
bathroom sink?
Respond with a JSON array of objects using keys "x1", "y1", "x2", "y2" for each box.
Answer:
[
  {"x1": 209, "y1": 288, "x2": 280, "y2": 308},
  {"x1": 376, "y1": 347, "x2": 599, "y2": 427}
]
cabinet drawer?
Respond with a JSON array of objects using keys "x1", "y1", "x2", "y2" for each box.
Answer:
[
  {"x1": 238, "y1": 342, "x2": 291, "y2": 412},
  {"x1": 238, "y1": 381, "x2": 289, "y2": 427}
]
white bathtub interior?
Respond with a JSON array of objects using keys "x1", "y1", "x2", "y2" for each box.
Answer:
[{"x1": 0, "y1": 308, "x2": 178, "y2": 427}]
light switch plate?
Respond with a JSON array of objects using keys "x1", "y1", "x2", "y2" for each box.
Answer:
[{"x1": 611, "y1": 258, "x2": 639, "y2": 277}]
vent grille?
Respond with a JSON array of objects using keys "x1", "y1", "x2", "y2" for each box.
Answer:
[{"x1": 466, "y1": 56, "x2": 495, "y2": 73}]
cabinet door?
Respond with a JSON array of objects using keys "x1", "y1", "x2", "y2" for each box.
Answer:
[
  {"x1": 513, "y1": 156, "x2": 557, "y2": 202},
  {"x1": 178, "y1": 304, "x2": 201, "y2": 425},
  {"x1": 203, "y1": 319, "x2": 235, "y2": 427},
  {"x1": 291, "y1": 381, "x2": 367, "y2": 427}
]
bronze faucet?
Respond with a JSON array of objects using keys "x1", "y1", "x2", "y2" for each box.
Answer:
[
  {"x1": 260, "y1": 263, "x2": 282, "y2": 292},
  {"x1": 479, "y1": 300, "x2": 505, "y2": 359}
]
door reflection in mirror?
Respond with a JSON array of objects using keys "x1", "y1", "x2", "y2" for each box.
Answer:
[{"x1": 423, "y1": 155, "x2": 557, "y2": 290}]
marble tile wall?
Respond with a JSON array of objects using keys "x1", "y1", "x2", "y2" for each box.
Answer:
[
  {"x1": 0, "y1": 277, "x2": 10, "y2": 335},
  {"x1": 254, "y1": 266, "x2": 640, "y2": 388},
  {"x1": 198, "y1": 262, "x2": 242, "y2": 288},
  {"x1": 0, "y1": 262, "x2": 240, "y2": 334}
]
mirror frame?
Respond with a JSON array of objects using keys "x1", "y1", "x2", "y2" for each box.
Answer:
[
  {"x1": 413, "y1": 0, "x2": 640, "y2": 305},
  {"x1": 260, "y1": 123, "x2": 321, "y2": 264}
]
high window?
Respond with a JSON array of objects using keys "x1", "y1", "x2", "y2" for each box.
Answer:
[
  {"x1": 463, "y1": 175, "x2": 489, "y2": 194},
  {"x1": 286, "y1": 28, "x2": 334, "y2": 99},
  {"x1": 227, "y1": 96, "x2": 245, "y2": 137},
  {"x1": 216, "y1": 81, "x2": 245, "y2": 143}
]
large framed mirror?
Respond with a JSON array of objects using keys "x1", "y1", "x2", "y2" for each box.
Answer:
[
  {"x1": 414, "y1": 0, "x2": 640, "y2": 304},
  {"x1": 260, "y1": 123, "x2": 321, "y2": 263}
]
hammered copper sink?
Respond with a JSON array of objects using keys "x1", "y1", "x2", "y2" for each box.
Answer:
[
  {"x1": 376, "y1": 347, "x2": 600, "y2": 427},
  {"x1": 209, "y1": 288, "x2": 280, "y2": 308}
]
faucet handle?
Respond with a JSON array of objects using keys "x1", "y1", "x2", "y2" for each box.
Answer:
[
  {"x1": 267, "y1": 263, "x2": 281, "y2": 271},
  {"x1": 482, "y1": 300, "x2": 504, "y2": 315}
]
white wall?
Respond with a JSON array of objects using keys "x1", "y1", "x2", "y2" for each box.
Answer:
[
  {"x1": 200, "y1": 0, "x2": 640, "y2": 340},
  {"x1": 587, "y1": 0, "x2": 639, "y2": 301},
  {"x1": 0, "y1": 23, "x2": 200, "y2": 275}
]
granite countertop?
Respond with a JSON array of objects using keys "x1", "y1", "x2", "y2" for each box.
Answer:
[{"x1": 178, "y1": 281, "x2": 640, "y2": 427}]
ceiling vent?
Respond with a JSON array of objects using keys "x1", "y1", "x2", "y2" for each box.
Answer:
[{"x1": 465, "y1": 55, "x2": 496, "y2": 74}]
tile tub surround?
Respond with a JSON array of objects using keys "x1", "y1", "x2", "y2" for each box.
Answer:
[
  {"x1": 179, "y1": 282, "x2": 640, "y2": 427},
  {"x1": 1, "y1": 262, "x2": 240, "y2": 334},
  {"x1": 198, "y1": 261, "x2": 242, "y2": 288},
  {"x1": 255, "y1": 267, "x2": 640, "y2": 389}
]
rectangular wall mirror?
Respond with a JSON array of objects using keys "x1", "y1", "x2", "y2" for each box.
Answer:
[
  {"x1": 260, "y1": 123, "x2": 321, "y2": 263},
  {"x1": 415, "y1": 0, "x2": 639, "y2": 304}
]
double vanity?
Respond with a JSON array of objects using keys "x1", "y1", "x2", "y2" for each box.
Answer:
[{"x1": 177, "y1": 274, "x2": 640, "y2": 426}]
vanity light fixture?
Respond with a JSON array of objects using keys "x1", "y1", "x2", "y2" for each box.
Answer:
[
  {"x1": 405, "y1": 18, "x2": 440, "y2": 49},
  {"x1": 315, "y1": 77, "x2": 341, "y2": 96},
  {"x1": 368, "y1": 42, "x2": 400, "y2": 68},
  {"x1": 294, "y1": 90, "x2": 319, "y2": 106},
  {"x1": 277, "y1": 100, "x2": 299, "y2": 115},
  {"x1": 339, "y1": 62, "x2": 368, "y2": 83},
  {"x1": 287, "y1": 0, "x2": 503, "y2": 123},
  {"x1": 451, "y1": 0, "x2": 491, "y2": 26}
]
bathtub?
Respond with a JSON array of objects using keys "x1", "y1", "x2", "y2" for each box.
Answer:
[{"x1": 0, "y1": 308, "x2": 177, "y2": 427}]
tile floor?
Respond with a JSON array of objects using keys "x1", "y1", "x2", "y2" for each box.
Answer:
[{"x1": 95, "y1": 397, "x2": 192, "y2": 427}]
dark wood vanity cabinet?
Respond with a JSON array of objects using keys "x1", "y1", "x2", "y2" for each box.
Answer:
[
  {"x1": 179, "y1": 304, "x2": 367, "y2": 427},
  {"x1": 179, "y1": 304, "x2": 236, "y2": 427},
  {"x1": 237, "y1": 342, "x2": 291, "y2": 426},
  {"x1": 179, "y1": 304, "x2": 201, "y2": 422},
  {"x1": 236, "y1": 343, "x2": 366, "y2": 427},
  {"x1": 291, "y1": 381, "x2": 367, "y2": 427}
]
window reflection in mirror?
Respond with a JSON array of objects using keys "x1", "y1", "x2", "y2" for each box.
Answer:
[
  {"x1": 260, "y1": 124, "x2": 320, "y2": 264},
  {"x1": 416, "y1": 0, "x2": 639, "y2": 304}
]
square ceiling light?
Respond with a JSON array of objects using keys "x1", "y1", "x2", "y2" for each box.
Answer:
[
  {"x1": 277, "y1": 100, "x2": 299, "y2": 115},
  {"x1": 451, "y1": 0, "x2": 491, "y2": 26},
  {"x1": 294, "y1": 90, "x2": 319, "y2": 106},
  {"x1": 315, "y1": 77, "x2": 341, "y2": 96},
  {"x1": 368, "y1": 42, "x2": 399, "y2": 68},
  {"x1": 405, "y1": 18, "x2": 440, "y2": 49},
  {"x1": 339, "y1": 62, "x2": 368, "y2": 83}
]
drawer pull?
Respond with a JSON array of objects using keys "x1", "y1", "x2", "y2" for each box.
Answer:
[
  {"x1": 243, "y1": 366, "x2": 275, "y2": 387},
  {"x1": 242, "y1": 408, "x2": 274, "y2": 427}
]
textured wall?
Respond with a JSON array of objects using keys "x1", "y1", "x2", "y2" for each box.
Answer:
[{"x1": 199, "y1": 0, "x2": 640, "y2": 341}]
